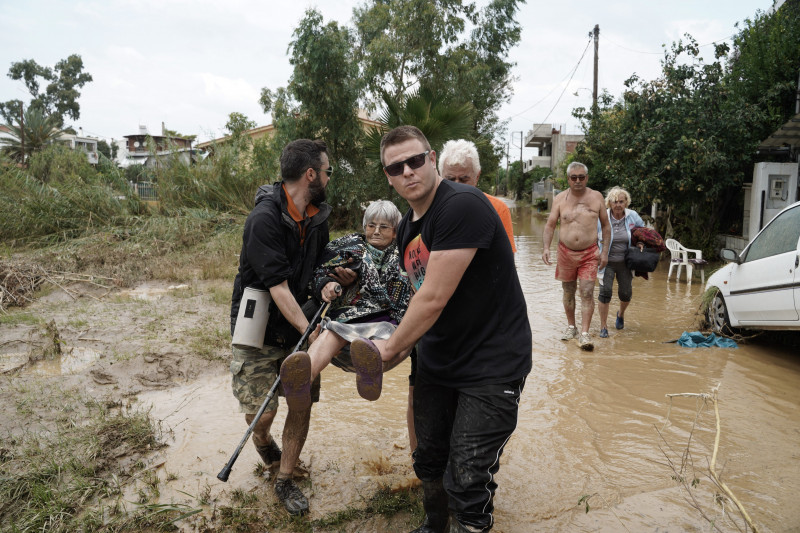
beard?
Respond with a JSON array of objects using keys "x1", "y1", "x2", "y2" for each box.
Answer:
[{"x1": 309, "y1": 174, "x2": 327, "y2": 205}]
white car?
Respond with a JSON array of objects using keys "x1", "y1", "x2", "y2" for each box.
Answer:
[{"x1": 705, "y1": 200, "x2": 800, "y2": 334}]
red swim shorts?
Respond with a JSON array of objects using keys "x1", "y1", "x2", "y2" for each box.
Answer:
[{"x1": 555, "y1": 241, "x2": 599, "y2": 282}]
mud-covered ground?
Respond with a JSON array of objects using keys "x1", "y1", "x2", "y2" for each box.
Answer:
[{"x1": 1, "y1": 279, "x2": 422, "y2": 532}]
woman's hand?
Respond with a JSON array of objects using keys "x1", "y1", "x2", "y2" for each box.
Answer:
[
  {"x1": 321, "y1": 282, "x2": 343, "y2": 303},
  {"x1": 330, "y1": 267, "x2": 357, "y2": 288}
]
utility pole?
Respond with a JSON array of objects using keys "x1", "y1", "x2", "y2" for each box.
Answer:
[
  {"x1": 19, "y1": 102, "x2": 25, "y2": 166},
  {"x1": 592, "y1": 24, "x2": 600, "y2": 114},
  {"x1": 795, "y1": 68, "x2": 800, "y2": 113},
  {"x1": 510, "y1": 131, "x2": 523, "y2": 199},
  {"x1": 504, "y1": 140, "x2": 510, "y2": 194}
]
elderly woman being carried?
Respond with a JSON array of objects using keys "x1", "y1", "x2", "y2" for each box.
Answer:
[{"x1": 279, "y1": 200, "x2": 412, "y2": 408}]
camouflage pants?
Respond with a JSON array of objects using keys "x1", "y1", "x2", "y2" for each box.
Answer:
[{"x1": 230, "y1": 344, "x2": 320, "y2": 414}]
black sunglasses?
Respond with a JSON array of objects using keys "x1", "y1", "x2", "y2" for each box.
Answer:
[
  {"x1": 568, "y1": 174, "x2": 587, "y2": 181},
  {"x1": 383, "y1": 151, "x2": 430, "y2": 177},
  {"x1": 317, "y1": 166, "x2": 334, "y2": 178}
]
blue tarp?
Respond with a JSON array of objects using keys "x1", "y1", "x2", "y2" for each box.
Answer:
[{"x1": 676, "y1": 331, "x2": 738, "y2": 348}]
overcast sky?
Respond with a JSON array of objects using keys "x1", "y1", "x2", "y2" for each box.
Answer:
[{"x1": 0, "y1": 0, "x2": 777, "y2": 162}]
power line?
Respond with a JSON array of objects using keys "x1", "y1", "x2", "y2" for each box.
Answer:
[
  {"x1": 602, "y1": 33, "x2": 738, "y2": 56},
  {"x1": 534, "y1": 36, "x2": 593, "y2": 128},
  {"x1": 506, "y1": 36, "x2": 593, "y2": 121}
]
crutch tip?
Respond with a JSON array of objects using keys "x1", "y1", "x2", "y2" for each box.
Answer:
[{"x1": 217, "y1": 467, "x2": 231, "y2": 482}]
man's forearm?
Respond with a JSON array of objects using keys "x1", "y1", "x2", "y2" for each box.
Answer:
[
  {"x1": 269, "y1": 281, "x2": 308, "y2": 334},
  {"x1": 385, "y1": 291, "x2": 445, "y2": 357},
  {"x1": 542, "y1": 225, "x2": 555, "y2": 249}
]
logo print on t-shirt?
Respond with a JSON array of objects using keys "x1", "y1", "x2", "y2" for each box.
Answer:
[{"x1": 403, "y1": 234, "x2": 429, "y2": 291}]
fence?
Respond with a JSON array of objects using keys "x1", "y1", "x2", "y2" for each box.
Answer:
[{"x1": 132, "y1": 181, "x2": 158, "y2": 201}]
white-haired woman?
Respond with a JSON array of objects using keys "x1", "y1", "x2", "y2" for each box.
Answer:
[
  {"x1": 597, "y1": 187, "x2": 644, "y2": 338},
  {"x1": 279, "y1": 200, "x2": 413, "y2": 407}
]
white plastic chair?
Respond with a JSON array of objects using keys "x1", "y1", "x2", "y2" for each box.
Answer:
[{"x1": 666, "y1": 238, "x2": 706, "y2": 283}]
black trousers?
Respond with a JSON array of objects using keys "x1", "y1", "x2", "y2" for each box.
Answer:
[{"x1": 413, "y1": 375, "x2": 526, "y2": 531}]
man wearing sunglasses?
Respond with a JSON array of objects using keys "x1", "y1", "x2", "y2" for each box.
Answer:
[
  {"x1": 229, "y1": 139, "x2": 354, "y2": 516},
  {"x1": 351, "y1": 126, "x2": 531, "y2": 533},
  {"x1": 541, "y1": 161, "x2": 610, "y2": 350}
]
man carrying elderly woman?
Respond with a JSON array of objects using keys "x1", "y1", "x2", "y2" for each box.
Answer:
[{"x1": 279, "y1": 199, "x2": 413, "y2": 408}]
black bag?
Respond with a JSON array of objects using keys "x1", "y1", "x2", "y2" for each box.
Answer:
[{"x1": 624, "y1": 246, "x2": 661, "y2": 272}]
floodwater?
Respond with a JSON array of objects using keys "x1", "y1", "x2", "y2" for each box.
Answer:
[
  {"x1": 1, "y1": 346, "x2": 102, "y2": 375},
  {"x1": 137, "y1": 201, "x2": 800, "y2": 532}
]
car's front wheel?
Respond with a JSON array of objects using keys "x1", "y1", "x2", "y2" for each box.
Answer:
[{"x1": 707, "y1": 291, "x2": 735, "y2": 336}]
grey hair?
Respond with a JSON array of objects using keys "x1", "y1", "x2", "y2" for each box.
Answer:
[
  {"x1": 438, "y1": 139, "x2": 481, "y2": 176},
  {"x1": 605, "y1": 186, "x2": 631, "y2": 208},
  {"x1": 363, "y1": 200, "x2": 402, "y2": 230},
  {"x1": 566, "y1": 161, "x2": 588, "y2": 175}
]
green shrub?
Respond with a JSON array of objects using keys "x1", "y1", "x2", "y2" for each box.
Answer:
[
  {"x1": 0, "y1": 157, "x2": 144, "y2": 243},
  {"x1": 27, "y1": 144, "x2": 97, "y2": 184},
  {"x1": 155, "y1": 141, "x2": 266, "y2": 215}
]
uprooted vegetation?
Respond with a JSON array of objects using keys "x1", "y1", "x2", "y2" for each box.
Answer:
[{"x1": 0, "y1": 385, "x2": 170, "y2": 532}]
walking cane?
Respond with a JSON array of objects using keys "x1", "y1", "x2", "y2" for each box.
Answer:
[{"x1": 217, "y1": 285, "x2": 339, "y2": 482}]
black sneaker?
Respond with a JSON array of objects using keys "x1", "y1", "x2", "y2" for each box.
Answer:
[
  {"x1": 255, "y1": 438, "x2": 282, "y2": 465},
  {"x1": 274, "y1": 477, "x2": 309, "y2": 516}
]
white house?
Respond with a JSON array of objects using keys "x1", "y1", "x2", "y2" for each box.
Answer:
[{"x1": 57, "y1": 131, "x2": 99, "y2": 164}]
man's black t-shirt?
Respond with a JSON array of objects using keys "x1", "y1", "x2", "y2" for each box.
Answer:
[{"x1": 397, "y1": 179, "x2": 531, "y2": 387}]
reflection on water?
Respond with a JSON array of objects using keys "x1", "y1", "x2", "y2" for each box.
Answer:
[
  {"x1": 1, "y1": 346, "x2": 103, "y2": 375},
  {"x1": 120, "y1": 283, "x2": 190, "y2": 301},
  {"x1": 140, "y1": 201, "x2": 800, "y2": 532}
]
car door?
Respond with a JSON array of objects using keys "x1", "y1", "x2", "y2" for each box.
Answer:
[
  {"x1": 795, "y1": 236, "x2": 800, "y2": 321},
  {"x1": 726, "y1": 204, "x2": 800, "y2": 323}
]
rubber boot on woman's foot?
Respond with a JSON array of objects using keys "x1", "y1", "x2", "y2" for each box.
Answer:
[
  {"x1": 351, "y1": 338, "x2": 383, "y2": 401},
  {"x1": 280, "y1": 351, "x2": 312, "y2": 410},
  {"x1": 410, "y1": 479, "x2": 449, "y2": 533}
]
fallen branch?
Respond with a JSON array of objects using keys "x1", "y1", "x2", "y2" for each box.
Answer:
[
  {"x1": 660, "y1": 384, "x2": 759, "y2": 532},
  {"x1": 0, "y1": 261, "x2": 120, "y2": 312}
]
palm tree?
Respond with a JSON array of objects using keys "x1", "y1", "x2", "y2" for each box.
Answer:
[
  {"x1": 364, "y1": 88, "x2": 477, "y2": 162},
  {"x1": 0, "y1": 106, "x2": 64, "y2": 164}
]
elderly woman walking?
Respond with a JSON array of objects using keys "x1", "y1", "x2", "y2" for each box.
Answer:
[
  {"x1": 279, "y1": 200, "x2": 412, "y2": 407},
  {"x1": 597, "y1": 187, "x2": 645, "y2": 338}
]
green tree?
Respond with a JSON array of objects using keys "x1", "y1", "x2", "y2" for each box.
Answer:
[
  {"x1": 354, "y1": 0, "x2": 523, "y2": 186},
  {"x1": 261, "y1": 9, "x2": 368, "y2": 227},
  {"x1": 353, "y1": 0, "x2": 472, "y2": 103},
  {"x1": 0, "y1": 54, "x2": 93, "y2": 128},
  {"x1": 0, "y1": 106, "x2": 64, "y2": 164},
  {"x1": 427, "y1": 0, "x2": 524, "y2": 135},
  {"x1": 727, "y1": 0, "x2": 800, "y2": 139},
  {"x1": 363, "y1": 88, "x2": 476, "y2": 159},
  {"x1": 224, "y1": 112, "x2": 257, "y2": 141},
  {"x1": 573, "y1": 37, "x2": 767, "y2": 249},
  {"x1": 506, "y1": 160, "x2": 524, "y2": 199},
  {"x1": 97, "y1": 139, "x2": 118, "y2": 161}
]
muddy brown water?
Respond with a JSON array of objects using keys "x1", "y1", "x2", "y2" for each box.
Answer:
[{"x1": 19, "y1": 203, "x2": 800, "y2": 532}]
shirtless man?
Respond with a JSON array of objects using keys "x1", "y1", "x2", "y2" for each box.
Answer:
[{"x1": 542, "y1": 162, "x2": 610, "y2": 350}]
